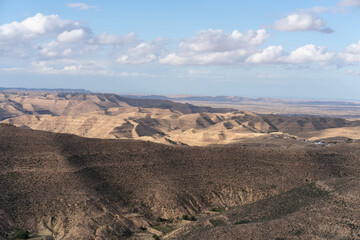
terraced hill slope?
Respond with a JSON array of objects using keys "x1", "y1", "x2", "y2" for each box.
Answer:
[{"x1": 2, "y1": 92, "x2": 360, "y2": 145}]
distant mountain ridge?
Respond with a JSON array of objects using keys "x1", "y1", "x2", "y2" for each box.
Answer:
[
  {"x1": 0, "y1": 87, "x2": 91, "y2": 93},
  {"x1": 121, "y1": 94, "x2": 360, "y2": 106},
  {"x1": 121, "y1": 94, "x2": 250, "y2": 102},
  {"x1": 2, "y1": 88, "x2": 360, "y2": 107}
]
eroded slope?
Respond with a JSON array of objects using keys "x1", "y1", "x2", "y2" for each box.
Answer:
[
  {"x1": 2, "y1": 92, "x2": 360, "y2": 145},
  {"x1": 169, "y1": 178, "x2": 360, "y2": 239},
  {"x1": 1, "y1": 124, "x2": 360, "y2": 239}
]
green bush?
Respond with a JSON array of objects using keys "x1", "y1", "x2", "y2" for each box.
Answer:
[
  {"x1": 182, "y1": 214, "x2": 197, "y2": 221},
  {"x1": 152, "y1": 234, "x2": 160, "y2": 240},
  {"x1": 156, "y1": 217, "x2": 167, "y2": 222},
  {"x1": 14, "y1": 229, "x2": 29, "y2": 239},
  {"x1": 139, "y1": 226, "x2": 147, "y2": 231},
  {"x1": 210, "y1": 207, "x2": 226, "y2": 213},
  {"x1": 209, "y1": 219, "x2": 226, "y2": 227},
  {"x1": 152, "y1": 224, "x2": 174, "y2": 233},
  {"x1": 190, "y1": 216, "x2": 197, "y2": 221},
  {"x1": 234, "y1": 219, "x2": 250, "y2": 225}
]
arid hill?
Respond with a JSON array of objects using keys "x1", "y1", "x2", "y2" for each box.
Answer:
[
  {"x1": 168, "y1": 178, "x2": 360, "y2": 239},
  {"x1": 1, "y1": 92, "x2": 360, "y2": 145},
  {"x1": 122, "y1": 94, "x2": 360, "y2": 119},
  {"x1": 1, "y1": 124, "x2": 360, "y2": 239},
  {"x1": 0, "y1": 92, "x2": 233, "y2": 118}
]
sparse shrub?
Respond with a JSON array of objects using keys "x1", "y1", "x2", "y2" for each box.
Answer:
[
  {"x1": 190, "y1": 216, "x2": 197, "y2": 221},
  {"x1": 182, "y1": 214, "x2": 196, "y2": 221},
  {"x1": 156, "y1": 217, "x2": 167, "y2": 222},
  {"x1": 152, "y1": 224, "x2": 174, "y2": 233},
  {"x1": 234, "y1": 219, "x2": 250, "y2": 225},
  {"x1": 122, "y1": 228, "x2": 132, "y2": 237},
  {"x1": 209, "y1": 218, "x2": 226, "y2": 227},
  {"x1": 210, "y1": 207, "x2": 226, "y2": 212},
  {"x1": 347, "y1": 223, "x2": 356, "y2": 229},
  {"x1": 152, "y1": 234, "x2": 160, "y2": 240},
  {"x1": 143, "y1": 208, "x2": 153, "y2": 218},
  {"x1": 14, "y1": 229, "x2": 29, "y2": 239},
  {"x1": 182, "y1": 214, "x2": 189, "y2": 220},
  {"x1": 139, "y1": 226, "x2": 147, "y2": 231}
]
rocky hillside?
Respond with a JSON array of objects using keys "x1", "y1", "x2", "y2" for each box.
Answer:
[
  {"x1": 1, "y1": 124, "x2": 360, "y2": 239},
  {"x1": 168, "y1": 178, "x2": 360, "y2": 239}
]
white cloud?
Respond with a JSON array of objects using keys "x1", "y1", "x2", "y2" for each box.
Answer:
[
  {"x1": 343, "y1": 40, "x2": 360, "y2": 54},
  {"x1": 62, "y1": 48, "x2": 73, "y2": 56},
  {"x1": 0, "y1": 12, "x2": 356, "y2": 72},
  {"x1": 158, "y1": 53, "x2": 187, "y2": 65},
  {"x1": 273, "y1": 13, "x2": 333, "y2": 33},
  {"x1": 246, "y1": 45, "x2": 284, "y2": 64},
  {"x1": 159, "y1": 28, "x2": 336, "y2": 66},
  {"x1": 0, "y1": 13, "x2": 82, "y2": 44},
  {"x1": 117, "y1": 38, "x2": 168, "y2": 64},
  {"x1": 159, "y1": 49, "x2": 248, "y2": 65},
  {"x1": 96, "y1": 32, "x2": 139, "y2": 45},
  {"x1": 117, "y1": 43, "x2": 157, "y2": 64},
  {"x1": 62, "y1": 63, "x2": 120, "y2": 76},
  {"x1": 159, "y1": 29, "x2": 268, "y2": 65},
  {"x1": 339, "y1": 40, "x2": 360, "y2": 63},
  {"x1": 61, "y1": 64, "x2": 142, "y2": 76},
  {"x1": 57, "y1": 29, "x2": 89, "y2": 43},
  {"x1": 305, "y1": 6, "x2": 330, "y2": 13},
  {"x1": 0, "y1": 67, "x2": 25, "y2": 71},
  {"x1": 286, "y1": 44, "x2": 334, "y2": 64},
  {"x1": 66, "y1": 3, "x2": 98, "y2": 10},
  {"x1": 0, "y1": 13, "x2": 146, "y2": 61},
  {"x1": 29, "y1": 60, "x2": 142, "y2": 77},
  {"x1": 40, "y1": 41, "x2": 59, "y2": 57},
  {"x1": 339, "y1": 0, "x2": 360, "y2": 6},
  {"x1": 36, "y1": 40, "x2": 98, "y2": 59},
  {"x1": 178, "y1": 29, "x2": 268, "y2": 53},
  {"x1": 0, "y1": 13, "x2": 93, "y2": 59},
  {"x1": 245, "y1": 44, "x2": 334, "y2": 65}
]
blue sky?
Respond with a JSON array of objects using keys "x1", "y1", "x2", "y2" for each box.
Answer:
[{"x1": 1, "y1": 0, "x2": 360, "y2": 99}]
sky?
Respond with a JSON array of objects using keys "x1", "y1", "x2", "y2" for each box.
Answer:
[{"x1": 1, "y1": 0, "x2": 360, "y2": 99}]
